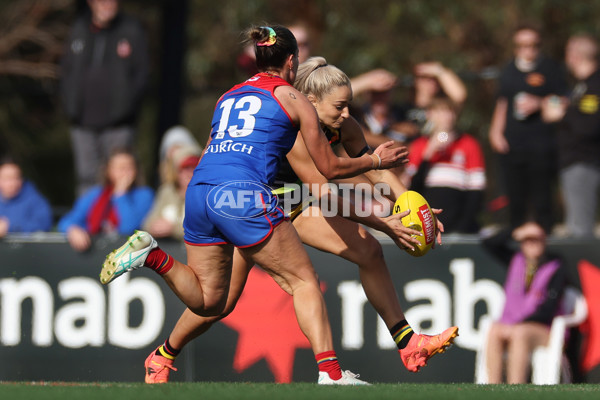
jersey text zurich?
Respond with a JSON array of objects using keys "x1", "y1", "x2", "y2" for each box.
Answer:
[
  {"x1": 205, "y1": 140, "x2": 254, "y2": 155},
  {"x1": 190, "y1": 73, "x2": 297, "y2": 186}
]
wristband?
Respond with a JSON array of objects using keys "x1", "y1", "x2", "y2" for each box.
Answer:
[
  {"x1": 370, "y1": 153, "x2": 382, "y2": 169},
  {"x1": 354, "y1": 145, "x2": 371, "y2": 158}
]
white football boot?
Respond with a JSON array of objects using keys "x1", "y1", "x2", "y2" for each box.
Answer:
[
  {"x1": 317, "y1": 370, "x2": 371, "y2": 385},
  {"x1": 100, "y1": 230, "x2": 157, "y2": 284}
]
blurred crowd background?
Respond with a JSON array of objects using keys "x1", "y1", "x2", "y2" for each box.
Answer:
[{"x1": 1, "y1": 0, "x2": 599, "y2": 235}]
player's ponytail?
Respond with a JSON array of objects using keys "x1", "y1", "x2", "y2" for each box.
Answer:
[
  {"x1": 294, "y1": 56, "x2": 351, "y2": 100},
  {"x1": 246, "y1": 25, "x2": 297, "y2": 72}
]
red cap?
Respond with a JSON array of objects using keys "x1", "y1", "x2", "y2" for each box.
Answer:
[{"x1": 179, "y1": 155, "x2": 200, "y2": 169}]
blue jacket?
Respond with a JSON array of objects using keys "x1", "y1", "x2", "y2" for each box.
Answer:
[
  {"x1": 57, "y1": 185, "x2": 154, "y2": 235},
  {"x1": 0, "y1": 180, "x2": 53, "y2": 233}
]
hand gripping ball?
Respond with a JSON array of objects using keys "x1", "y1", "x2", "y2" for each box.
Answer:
[{"x1": 393, "y1": 190, "x2": 436, "y2": 257}]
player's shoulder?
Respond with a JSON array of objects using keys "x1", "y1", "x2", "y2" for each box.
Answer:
[
  {"x1": 247, "y1": 73, "x2": 292, "y2": 92},
  {"x1": 274, "y1": 82, "x2": 310, "y2": 114}
]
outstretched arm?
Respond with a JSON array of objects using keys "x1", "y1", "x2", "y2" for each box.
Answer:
[
  {"x1": 286, "y1": 133, "x2": 421, "y2": 251},
  {"x1": 339, "y1": 116, "x2": 408, "y2": 201},
  {"x1": 350, "y1": 68, "x2": 398, "y2": 97},
  {"x1": 275, "y1": 85, "x2": 407, "y2": 179},
  {"x1": 339, "y1": 115, "x2": 445, "y2": 245}
]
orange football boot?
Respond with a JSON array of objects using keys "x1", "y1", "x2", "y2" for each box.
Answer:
[
  {"x1": 144, "y1": 347, "x2": 177, "y2": 383},
  {"x1": 399, "y1": 326, "x2": 459, "y2": 372}
]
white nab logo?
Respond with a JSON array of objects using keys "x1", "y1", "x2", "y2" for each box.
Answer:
[{"x1": 0, "y1": 274, "x2": 164, "y2": 349}]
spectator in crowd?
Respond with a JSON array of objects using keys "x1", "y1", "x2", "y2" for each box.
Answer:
[
  {"x1": 57, "y1": 149, "x2": 153, "y2": 252},
  {"x1": 403, "y1": 97, "x2": 486, "y2": 233},
  {"x1": 293, "y1": 23, "x2": 399, "y2": 96},
  {"x1": 289, "y1": 23, "x2": 312, "y2": 65},
  {"x1": 355, "y1": 85, "x2": 412, "y2": 146},
  {"x1": 482, "y1": 222, "x2": 567, "y2": 383},
  {"x1": 542, "y1": 34, "x2": 600, "y2": 238},
  {"x1": 158, "y1": 125, "x2": 202, "y2": 188},
  {"x1": 488, "y1": 23, "x2": 567, "y2": 233},
  {"x1": 357, "y1": 61, "x2": 467, "y2": 148},
  {"x1": 236, "y1": 42, "x2": 260, "y2": 77},
  {"x1": 143, "y1": 145, "x2": 201, "y2": 240},
  {"x1": 158, "y1": 125, "x2": 202, "y2": 169},
  {"x1": 0, "y1": 157, "x2": 53, "y2": 237},
  {"x1": 59, "y1": 0, "x2": 150, "y2": 196},
  {"x1": 350, "y1": 68, "x2": 399, "y2": 98},
  {"x1": 410, "y1": 61, "x2": 468, "y2": 129}
]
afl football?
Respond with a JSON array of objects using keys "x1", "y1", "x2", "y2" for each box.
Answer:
[{"x1": 393, "y1": 191, "x2": 436, "y2": 257}]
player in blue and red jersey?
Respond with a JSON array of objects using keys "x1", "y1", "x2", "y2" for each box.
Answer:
[{"x1": 99, "y1": 25, "x2": 407, "y2": 385}]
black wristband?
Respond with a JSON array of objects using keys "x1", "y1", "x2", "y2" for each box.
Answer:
[{"x1": 353, "y1": 145, "x2": 370, "y2": 158}]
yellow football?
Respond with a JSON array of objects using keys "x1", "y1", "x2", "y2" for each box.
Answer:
[{"x1": 393, "y1": 190, "x2": 436, "y2": 257}]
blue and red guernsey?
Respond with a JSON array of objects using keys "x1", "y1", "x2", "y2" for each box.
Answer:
[{"x1": 190, "y1": 73, "x2": 298, "y2": 187}]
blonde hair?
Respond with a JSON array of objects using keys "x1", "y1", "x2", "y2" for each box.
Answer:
[{"x1": 294, "y1": 56, "x2": 351, "y2": 100}]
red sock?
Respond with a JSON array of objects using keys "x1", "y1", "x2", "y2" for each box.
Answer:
[
  {"x1": 315, "y1": 350, "x2": 342, "y2": 380},
  {"x1": 145, "y1": 248, "x2": 174, "y2": 275}
]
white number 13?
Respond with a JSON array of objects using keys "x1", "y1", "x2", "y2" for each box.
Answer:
[{"x1": 215, "y1": 95, "x2": 262, "y2": 139}]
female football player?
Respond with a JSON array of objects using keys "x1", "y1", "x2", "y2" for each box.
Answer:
[{"x1": 142, "y1": 56, "x2": 458, "y2": 384}]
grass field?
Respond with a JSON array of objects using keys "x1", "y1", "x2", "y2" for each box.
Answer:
[{"x1": 1, "y1": 382, "x2": 600, "y2": 400}]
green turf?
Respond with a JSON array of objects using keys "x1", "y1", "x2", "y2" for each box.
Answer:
[{"x1": 1, "y1": 382, "x2": 600, "y2": 400}]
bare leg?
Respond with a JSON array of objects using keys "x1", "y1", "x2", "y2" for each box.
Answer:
[
  {"x1": 168, "y1": 205, "x2": 405, "y2": 350},
  {"x1": 161, "y1": 243, "x2": 234, "y2": 316},
  {"x1": 506, "y1": 322, "x2": 550, "y2": 384},
  {"x1": 294, "y1": 206, "x2": 405, "y2": 328},
  {"x1": 240, "y1": 220, "x2": 333, "y2": 354},
  {"x1": 485, "y1": 322, "x2": 511, "y2": 384},
  {"x1": 168, "y1": 250, "x2": 254, "y2": 349}
]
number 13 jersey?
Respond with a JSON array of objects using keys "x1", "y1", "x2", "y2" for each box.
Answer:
[{"x1": 190, "y1": 73, "x2": 298, "y2": 186}]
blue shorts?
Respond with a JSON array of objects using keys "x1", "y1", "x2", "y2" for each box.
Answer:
[{"x1": 183, "y1": 182, "x2": 287, "y2": 248}]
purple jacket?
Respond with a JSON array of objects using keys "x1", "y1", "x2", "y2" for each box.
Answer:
[{"x1": 500, "y1": 252, "x2": 562, "y2": 325}]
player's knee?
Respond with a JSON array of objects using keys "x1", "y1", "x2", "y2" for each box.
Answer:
[
  {"x1": 286, "y1": 269, "x2": 321, "y2": 296},
  {"x1": 355, "y1": 233, "x2": 384, "y2": 264},
  {"x1": 189, "y1": 297, "x2": 228, "y2": 317},
  {"x1": 217, "y1": 300, "x2": 240, "y2": 320}
]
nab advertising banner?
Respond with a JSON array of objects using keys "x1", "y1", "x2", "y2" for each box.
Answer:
[{"x1": 1, "y1": 233, "x2": 599, "y2": 383}]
